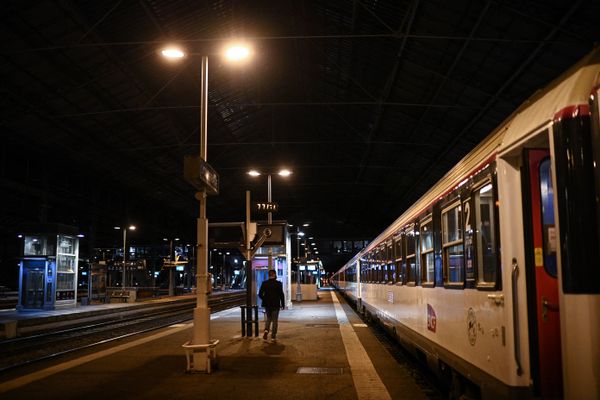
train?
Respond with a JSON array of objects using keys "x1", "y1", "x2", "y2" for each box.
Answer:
[{"x1": 332, "y1": 47, "x2": 600, "y2": 399}]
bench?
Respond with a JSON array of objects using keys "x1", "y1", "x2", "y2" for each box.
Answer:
[{"x1": 108, "y1": 290, "x2": 130, "y2": 303}]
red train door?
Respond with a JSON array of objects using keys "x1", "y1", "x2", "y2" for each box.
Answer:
[{"x1": 523, "y1": 149, "x2": 563, "y2": 398}]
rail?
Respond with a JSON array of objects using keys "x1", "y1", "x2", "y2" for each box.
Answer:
[
  {"x1": 0, "y1": 291, "x2": 245, "y2": 373},
  {"x1": 511, "y1": 258, "x2": 523, "y2": 376}
]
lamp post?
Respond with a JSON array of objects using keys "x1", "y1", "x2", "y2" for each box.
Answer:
[
  {"x1": 247, "y1": 169, "x2": 292, "y2": 272},
  {"x1": 162, "y1": 43, "x2": 251, "y2": 372},
  {"x1": 114, "y1": 225, "x2": 136, "y2": 288},
  {"x1": 292, "y1": 227, "x2": 305, "y2": 302}
]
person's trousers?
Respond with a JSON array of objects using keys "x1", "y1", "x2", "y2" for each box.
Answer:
[{"x1": 264, "y1": 307, "x2": 280, "y2": 336}]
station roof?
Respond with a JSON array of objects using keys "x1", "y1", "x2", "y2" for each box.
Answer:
[{"x1": 2, "y1": 0, "x2": 600, "y2": 243}]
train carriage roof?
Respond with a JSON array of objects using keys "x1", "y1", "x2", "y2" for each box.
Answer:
[{"x1": 352, "y1": 47, "x2": 600, "y2": 260}]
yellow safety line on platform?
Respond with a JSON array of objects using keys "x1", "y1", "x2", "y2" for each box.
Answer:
[
  {"x1": 0, "y1": 323, "x2": 192, "y2": 395},
  {"x1": 331, "y1": 291, "x2": 392, "y2": 400}
]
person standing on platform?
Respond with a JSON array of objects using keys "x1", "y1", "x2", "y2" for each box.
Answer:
[{"x1": 258, "y1": 269, "x2": 285, "y2": 342}]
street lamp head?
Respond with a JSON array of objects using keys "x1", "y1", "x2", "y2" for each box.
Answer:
[
  {"x1": 247, "y1": 170, "x2": 261, "y2": 177},
  {"x1": 224, "y1": 43, "x2": 252, "y2": 62},
  {"x1": 278, "y1": 169, "x2": 292, "y2": 177},
  {"x1": 128, "y1": 225, "x2": 136, "y2": 231},
  {"x1": 161, "y1": 46, "x2": 186, "y2": 60},
  {"x1": 114, "y1": 226, "x2": 121, "y2": 230}
]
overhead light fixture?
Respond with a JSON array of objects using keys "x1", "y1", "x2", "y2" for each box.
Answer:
[
  {"x1": 248, "y1": 170, "x2": 261, "y2": 177},
  {"x1": 278, "y1": 169, "x2": 292, "y2": 177},
  {"x1": 303, "y1": 223, "x2": 310, "y2": 227},
  {"x1": 161, "y1": 47, "x2": 186, "y2": 59},
  {"x1": 224, "y1": 44, "x2": 252, "y2": 62}
]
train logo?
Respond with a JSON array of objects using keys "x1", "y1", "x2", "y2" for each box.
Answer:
[
  {"x1": 427, "y1": 303, "x2": 437, "y2": 333},
  {"x1": 467, "y1": 308, "x2": 477, "y2": 346}
]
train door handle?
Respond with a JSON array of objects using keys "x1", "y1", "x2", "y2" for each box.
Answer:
[{"x1": 542, "y1": 297, "x2": 559, "y2": 322}]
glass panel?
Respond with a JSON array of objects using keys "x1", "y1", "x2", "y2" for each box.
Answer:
[
  {"x1": 420, "y1": 220, "x2": 433, "y2": 251},
  {"x1": 57, "y1": 255, "x2": 76, "y2": 273},
  {"x1": 443, "y1": 203, "x2": 464, "y2": 284},
  {"x1": 406, "y1": 232, "x2": 416, "y2": 256},
  {"x1": 475, "y1": 184, "x2": 498, "y2": 284},
  {"x1": 57, "y1": 235, "x2": 75, "y2": 254},
  {"x1": 57, "y1": 272, "x2": 75, "y2": 290},
  {"x1": 446, "y1": 244, "x2": 464, "y2": 283},
  {"x1": 422, "y1": 252, "x2": 435, "y2": 283},
  {"x1": 443, "y1": 205, "x2": 462, "y2": 243},
  {"x1": 24, "y1": 236, "x2": 48, "y2": 256},
  {"x1": 394, "y1": 236, "x2": 402, "y2": 260},
  {"x1": 395, "y1": 260, "x2": 403, "y2": 283},
  {"x1": 406, "y1": 255, "x2": 416, "y2": 283},
  {"x1": 539, "y1": 159, "x2": 557, "y2": 277}
]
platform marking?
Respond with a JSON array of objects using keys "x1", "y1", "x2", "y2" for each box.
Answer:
[
  {"x1": 331, "y1": 292, "x2": 392, "y2": 400},
  {"x1": 0, "y1": 324, "x2": 190, "y2": 394}
]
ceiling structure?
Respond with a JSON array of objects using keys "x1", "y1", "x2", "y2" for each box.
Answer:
[{"x1": 1, "y1": 0, "x2": 600, "y2": 249}]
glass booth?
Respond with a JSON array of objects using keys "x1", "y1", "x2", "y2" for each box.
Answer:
[
  {"x1": 251, "y1": 222, "x2": 292, "y2": 308},
  {"x1": 18, "y1": 230, "x2": 79, "y2": 310}
]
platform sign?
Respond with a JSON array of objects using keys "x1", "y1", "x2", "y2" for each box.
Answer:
[
  {"x1": 254, "y1": 202, "x2": 279, "y2": 213},
  {"x1": 183, "y1": 155, "x2": 219, "y2": 195}
]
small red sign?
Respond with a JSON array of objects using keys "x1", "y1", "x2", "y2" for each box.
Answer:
[{"x1": 427, "y1": 303, "x2": 437, "y2": 333}]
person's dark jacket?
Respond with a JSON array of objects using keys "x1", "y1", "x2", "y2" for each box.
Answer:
[{"x1": 258, "y1": 278, "x2": 285, "y2": 310}]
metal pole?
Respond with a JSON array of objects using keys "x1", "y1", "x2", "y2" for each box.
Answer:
[
  {"x1": 245, "y1": 191, "x2": 253, "y2": 308},
  {"x1": 267, "y1": 174, "x2": 272, "y2": 225},
  {"x1": 296, "y1": 227, "x2": 302, "y2": 302},
  {"x1": 191, "y1": 55, "x2": 211, "y2": 347},
  {"x1": 122, "y1": 228, "x2": 126, "y2": 288},
  {"x1": 169, "y1": 239, "x2": 174, "y2": 296},
  {"x1": 267, "y1": 174, "x2": 273, "y2": 272}
]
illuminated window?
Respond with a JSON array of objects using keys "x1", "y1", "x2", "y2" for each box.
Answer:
[
  {"x1": 405, "y1": 225, "x2": 417, "y2": 285},
  {"x1": 420, "y1": 217, "x2": 435, "y2": 285},
  {"x1": 474, "y1": 183, "x2": 499, "y2": 285},
  {"x1": 442, "y1": 202, "x2": 464, "y2": 285}
]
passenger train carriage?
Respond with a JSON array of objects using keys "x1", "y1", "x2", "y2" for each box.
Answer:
[{"x1": 332, "y1": 48, "x2": 600, "y2": 399}]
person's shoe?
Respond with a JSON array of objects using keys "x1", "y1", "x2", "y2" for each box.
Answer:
[
  {"x1": 271, "y1": 335, "x2": 277, "y2": 342},
  {"x1": 263, "y1": 330, "x2": 269, "y2": 341}
]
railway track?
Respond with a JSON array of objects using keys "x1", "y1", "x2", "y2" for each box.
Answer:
[{"x1": 0, "y1": 291, "x2": 245, "y2": 373}]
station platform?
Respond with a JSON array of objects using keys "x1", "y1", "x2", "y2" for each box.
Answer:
[{"x1": 0, "y1": 289, "x2": 431, "y2": 400}]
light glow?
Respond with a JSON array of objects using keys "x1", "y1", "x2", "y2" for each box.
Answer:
[
  {"x1": 161, "y1": 47, "x2": 186, "y2": 59},
  {"x1": 278, "y1": 169, "x2": 292, "y2": 177},
  {"x1": 225, "y1": 44, "x2": 251, "y2": 62},
  {"x1": 248, "y1": 170, "x2": 261, "y2": 177},
  {"x1": 128, "y1": 225, "x2": 136, "y2": 231},
  {"x1": 479, "y1": 183, "x2": 493, "y2": 194}
]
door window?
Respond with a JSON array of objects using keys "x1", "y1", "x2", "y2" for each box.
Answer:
[{"x1": 539, "y1": 158, "x2": 557, "y2": 277}]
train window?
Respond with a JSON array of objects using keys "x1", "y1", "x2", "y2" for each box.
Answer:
[
  {"x1": 386, "y1": 241, "x2": 395, "y2": 283},
  {"x1": 406, "y1": 226, "x2": 417, "y2": 285},
  {"x1": 380, "y1": 246, "x2": 388, "y2": 283},
  {"x1": 474, "y1": 183, "x2": 499, "y2": 286},
  {"x1": 539, "y1": 159, "x2": 557, "y2": 278},
  {"x1": 442, "y1": 202, "x2": 464, "y2": 286},
  {"x1": 420, "y1": 217, "x2": 435, "y2": 286},
  {"x1": 394, "y1": 234, "x2": 404, "y2": 284}
]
